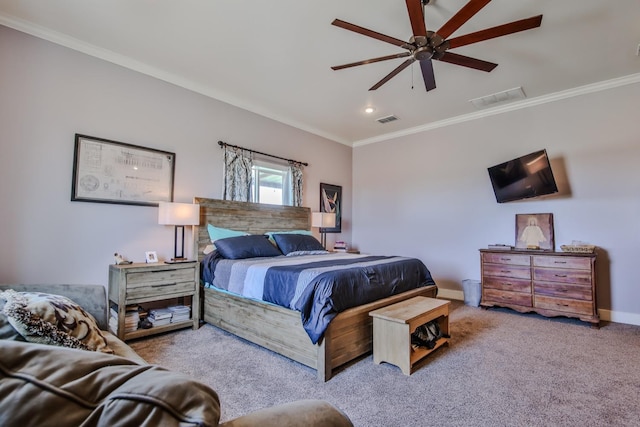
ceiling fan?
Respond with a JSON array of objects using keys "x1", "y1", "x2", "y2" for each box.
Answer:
[{"x1": 331, "y1": 0, "x2": 542, "y2": 91}]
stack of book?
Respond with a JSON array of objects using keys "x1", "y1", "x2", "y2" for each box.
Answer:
[
  {"x1": 109, "y1": 305, "x2": 139, "y2": 333},
  {"x1": 168, "y1": 305, "x2": 191, "y2": 323},
  {"x1": 333, "y1": 241, "x2": 348, "y2": 252},
  {"x1": 148, "y1": 308, "x2": 172, "y2": 326},
  {"x1": 487, "y1": 244, "x2": 514, "y2": 251}
]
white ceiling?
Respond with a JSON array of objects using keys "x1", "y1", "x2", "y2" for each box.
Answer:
[{"x1": 1, "y1": 0, "x2": 639, "y2": 146}]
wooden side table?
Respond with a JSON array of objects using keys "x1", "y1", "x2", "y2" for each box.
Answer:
[
  {"x1": 108, "y1": 262, "x2": 199, "y2": 341},
  {"x1": 369, "y1": 296, "x2": 450, "y2": 375}
]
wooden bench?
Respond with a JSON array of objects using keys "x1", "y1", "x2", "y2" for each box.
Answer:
[{"x1": 369, "y1": 296, "x2": 450, "y2": 375}]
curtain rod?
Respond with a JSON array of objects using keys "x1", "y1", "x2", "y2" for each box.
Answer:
[{"x1": 218, "y1": 141, "x2": 308, "y2": 167}]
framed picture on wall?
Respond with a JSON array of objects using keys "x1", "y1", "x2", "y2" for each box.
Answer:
[
  {"x1": 71, "y1": 134, "x2": 175, "y2": 206},
  {"x1": 320, "y1": 183, "x2": 341, "y2": 233},
  {"x1": 515, "y1": 213, "x2": 554, "y2": 251}
]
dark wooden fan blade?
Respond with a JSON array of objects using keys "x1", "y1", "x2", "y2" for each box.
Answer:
[
  {"x1": 370, "y1": 58, "x2": 415, "y2": 90},
  {"x1": 420, "y1": 59, "x2": 436, "y2": 91},
  {"x1": 332, "y1": 19, "x2": 407, "y2": 47},
  {"x1": 406, "y1": 0, "x2": 427, "y2": 36},
  {"x1": 437, "y1": 0, "x2": 492, "y2": 39},
  {"x1": 447, "y1": 15, "x2": 543, "y2": 49},
  {"x1": 331, "y1": 52, "x2": 412, "y2": 70},
  {"x1": 438, "y1": 51, "x2": 497, "y2": 72}
]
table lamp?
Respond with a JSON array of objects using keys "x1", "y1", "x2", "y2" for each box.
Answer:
[
  {"x1": 158, "y1": 202, "x2": 200, "y2": 263},
  {"x1": 312, "y1": 212, "x2": 336, "y2": 249}
]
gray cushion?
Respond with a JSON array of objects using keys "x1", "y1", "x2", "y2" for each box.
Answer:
[{"x1": 0, "y1": 341, "x2": 221, "y2": 426}]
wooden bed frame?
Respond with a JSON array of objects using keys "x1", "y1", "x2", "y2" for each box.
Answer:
[{"x1": 193, "y1": 198, "x2": 437, "y2": 381}]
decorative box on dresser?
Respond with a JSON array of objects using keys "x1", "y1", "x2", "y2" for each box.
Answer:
[
  {"x1": 108, "y1": 262, "x2": 199, "y2": 341},
  {"x1": 480, "y1": 249, "x2": 599, "y2": 328}
]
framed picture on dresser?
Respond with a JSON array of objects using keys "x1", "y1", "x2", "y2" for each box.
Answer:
[{"x1": 515, "y1": 213, "x2": 554, "y2": 251}]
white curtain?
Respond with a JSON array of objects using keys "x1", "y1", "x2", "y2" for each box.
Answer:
[
  {"x1": 223, "y1": 146, "x2": 253, "y2": 202},
  {"x1": 289, "y1": 162, "x2": 304, "y2": 207}
]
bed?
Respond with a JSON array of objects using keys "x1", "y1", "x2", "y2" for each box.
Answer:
[{"x1": 194, "y1": 197, "x2": 438, "y2": 381}]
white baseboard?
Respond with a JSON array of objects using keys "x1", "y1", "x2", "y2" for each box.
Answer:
[
  {"x1": 438, "y1": 288, "x2": 640, "y2": 326},
  {"x1": 437, "y1": 288, "x2": 464, "y2": 301},
  {"x1": 598, "y1": 309, "x2": 640, "y2": 326}
]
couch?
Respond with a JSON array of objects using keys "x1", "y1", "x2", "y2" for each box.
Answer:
[{"x1": 0, "y1": 284, "x2": 353, "y2": 427}]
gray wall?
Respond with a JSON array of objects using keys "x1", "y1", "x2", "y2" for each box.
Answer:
[
  {"x1": 353, "y1": 82, "x2": 640, "y2": 324},
  {"x1": 0, "y1": 25, "x2": 352, "y2": 286}
]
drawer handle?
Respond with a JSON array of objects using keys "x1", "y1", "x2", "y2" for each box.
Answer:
[
  {"x1": 152, "y1": 283, "x2": 177, "y2": 288},
  {"x1": 553, "y1": 261, "x2": 567, "y2": 264},
  {"x1": 151, "y1": 269, "x2": 178, "y2": 273},
  {"x1": 500, "y1": 270, "x2": 512, "y2": 274},
  {"x1": 503, "y1": 283, "x2": 512, "y2": 286},
  {"x1": 500, "y1": 258, "x2": 511, "y2": 261},
  {"x1": 555, "y1": 274, "x2": 568, "y2": 278}
]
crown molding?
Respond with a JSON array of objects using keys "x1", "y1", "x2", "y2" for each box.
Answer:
[{"x1": 352, "y1": 73, "x2": 640, "y2": 147}]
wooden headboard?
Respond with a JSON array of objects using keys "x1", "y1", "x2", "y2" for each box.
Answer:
[{"x1": 193, "y1": 198, "x2": 311, "y2": 262}]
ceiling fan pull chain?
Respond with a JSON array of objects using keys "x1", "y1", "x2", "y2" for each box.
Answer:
[{"x1": 411, "y1": 62, "x2": 415, "y2": 90}]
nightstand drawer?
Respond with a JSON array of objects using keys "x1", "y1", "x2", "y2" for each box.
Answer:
[
  {"x1": 126, "y1": 280, "x2": 195, "y2": 301},
  {"x1": 127, "y1": 268, "x2": 194, "y2": 286}
]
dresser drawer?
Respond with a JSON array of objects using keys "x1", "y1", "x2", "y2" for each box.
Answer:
[
  {"x1": 483, "y1": 276, "x2": 531, "y2": 293},
  {"x1": 482, "y1": 253, "x2": 530, "y2": 266},
  {"x1": 533, "y1": 268, "x2": 592, "y2": 286},
  {"x1": 483, "y1": 264, "x2": 531, "y2": 280},
  {"x1": 534, "y1": 281, "x2": 592, "y2": 301},
  {"x1": 532, "y1": 256, "x2": 591, "y2": 270},
  {"x1": 483, "y1": 288, "x2": 532, "y2": 307},
  {"x1": 534, "y1": 295, "x2": 594, "y2": 316}
]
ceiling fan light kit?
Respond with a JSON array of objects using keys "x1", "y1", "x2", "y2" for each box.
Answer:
[{"x1": 331, "y1": 0, "x2": 543, "y2": 92}]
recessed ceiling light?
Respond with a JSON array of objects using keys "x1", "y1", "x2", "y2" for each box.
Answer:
[{"x1": 364, "y1": 107, "x2": 375, "y2": 114}]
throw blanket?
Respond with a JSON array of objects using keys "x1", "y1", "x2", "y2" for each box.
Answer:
[{"x1": 202, "y1": 252, "x2": 436, "y2": 343}]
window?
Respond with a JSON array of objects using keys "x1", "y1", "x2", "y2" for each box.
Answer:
[{"x1": 251, "y1": 160, "x2": 293, "y2": 206}]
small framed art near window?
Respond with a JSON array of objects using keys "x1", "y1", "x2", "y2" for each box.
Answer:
[
  {"x1": 515, "y1": 213, "x2": 554, "y2": 251},
  {"x1": 71, "y1": 134, "x2": 175, "y2": 206},
  {"x1": 320, "y1": 183, "x2": 341, "y2": 233}
]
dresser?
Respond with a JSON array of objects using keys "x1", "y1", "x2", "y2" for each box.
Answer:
[
  {"x1": 108, "y1": 262, "x2": 199, "y2": 340},
  {"x1": 480, "y1": 249, "x2": 598, "y2": 327}
]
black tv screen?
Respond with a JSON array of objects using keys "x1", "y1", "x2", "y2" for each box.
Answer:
[{"x1": 488, "y1": 149, "x2": 558, "y2": 203}]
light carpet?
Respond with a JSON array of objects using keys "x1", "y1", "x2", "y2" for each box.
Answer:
[{"x1": 130, "y1": 301, "x2": 640, "y2": 426}]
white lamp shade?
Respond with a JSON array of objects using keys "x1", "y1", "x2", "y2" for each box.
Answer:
[
  {"x1": 311, "y1": 212, "x2": 336, "y2": 228},
  {"x1": 158, "y1": 202, "x2": 200, "y2": 226}
]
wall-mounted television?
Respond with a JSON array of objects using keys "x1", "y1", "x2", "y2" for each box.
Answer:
[{"x1": 487, "y1": 149, "x2": 558, "y2": 203}]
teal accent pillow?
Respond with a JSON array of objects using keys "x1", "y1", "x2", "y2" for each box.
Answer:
[
  {"x1": 207, "y1": 224, "x2": 249, "y2": 248},
  {"x1": 265, "y1": 230, "x2": 312, "y2": 245}
]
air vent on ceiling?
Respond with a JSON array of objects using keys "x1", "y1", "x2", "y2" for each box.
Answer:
[
  {"x1": 469, "y1": 87, "x2": 526, "y2": 109},
  {"x1": 376, "y1": 114, "x2": 399, "y2": 124}
]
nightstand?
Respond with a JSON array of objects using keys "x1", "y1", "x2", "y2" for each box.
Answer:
[{"x1": 108, "y1": 262, "x2": 199, "y2": 341}]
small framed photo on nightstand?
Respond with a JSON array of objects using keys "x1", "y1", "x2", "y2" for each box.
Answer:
[{"x1": 145, "y1": 251, "x2": 158, "y2": 263}]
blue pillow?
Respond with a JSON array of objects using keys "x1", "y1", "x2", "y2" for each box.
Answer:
[
  {"x1": 207, "y1": 224, "x2": 249, "y2": 248},
  {"x1": 272, "y1": 234, "x2": 326, "y2": 255},
  {"x1": 265, "y1": 229, "x2": 312, "y2": 245},
  {"x1": 215, "y1": 235, "x2": 283, "y2": 260}
]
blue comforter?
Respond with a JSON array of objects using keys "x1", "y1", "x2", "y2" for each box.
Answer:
[{"x1": 202, "y1": 252, "x2": 436, "y2": 343}]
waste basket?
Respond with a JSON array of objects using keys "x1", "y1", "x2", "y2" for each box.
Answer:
[{"x1": 462, "y1": 279, "x2": 481, "y2": 307}]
